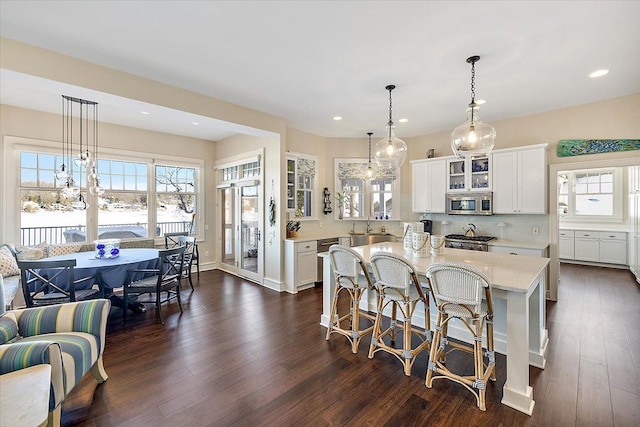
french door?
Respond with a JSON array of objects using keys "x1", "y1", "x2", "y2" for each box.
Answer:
[{"x1": 220, "y1": 180, "x2": 263, "y2": 283}]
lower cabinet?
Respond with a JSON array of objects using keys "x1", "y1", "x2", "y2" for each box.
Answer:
[
  {"x1": 284, "y1": 239, "x2": 317, "y2": 292},
  {"x1": 559, "y1": 230, "x2": 575, "y2": 259},
  {"x1": 561, "y1": 230, "x2": 627, "y2": 265}
]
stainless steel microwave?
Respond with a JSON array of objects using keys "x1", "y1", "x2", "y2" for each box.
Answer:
[{"x1": 446, "y1": 192, "x2": 493, "y2": 215}]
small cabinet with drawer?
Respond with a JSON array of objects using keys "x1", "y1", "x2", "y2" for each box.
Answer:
[
  {"x1": 558, "y1": 230, "x2": 575, "y2": 260},
  {"x1": 284, "y1": 239, "x2": 318, "y2": 293}
]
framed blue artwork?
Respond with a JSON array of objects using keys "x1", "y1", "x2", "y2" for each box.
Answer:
[{"x1": 557, "y1": 139, "x2": 640, "y2": 157}]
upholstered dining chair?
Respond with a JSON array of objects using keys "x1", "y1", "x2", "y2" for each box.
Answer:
[
  {"x1": 368, "y1": 252, "x2": 431, "y2": 376},
  {"x1": 326, "y1": 245, "x2": 376, "y2": 353},
  {"x1": 18, "y1": 259, "x2": 102, "y2": 307},
  {"x1": 165, "y1": 231, "x2": 200, "y2": 279},
  {"x1": 123, "y1": 246, "x2": 185, "y2": 324},
  {"x1": 425, "y1": 262, "x2": 495, "y2": 411}
]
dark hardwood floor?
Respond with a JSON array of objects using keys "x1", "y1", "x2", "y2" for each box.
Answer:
[{"x1": 63, "y1": 264, "x2": 640, "y2": 426}]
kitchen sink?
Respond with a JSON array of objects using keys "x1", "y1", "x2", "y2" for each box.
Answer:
[{"x1": 349, "y1": 233, "x2": 396, "y2": 247}]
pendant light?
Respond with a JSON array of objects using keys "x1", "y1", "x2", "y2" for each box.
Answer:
[
  {"x1": 58, "y1": 95, "x2": 102, "y2": 209},
  {"x1": 374, "y1": 85, "x2": 407, "y2": 171},
  {"x1": 365, "y1": 132, "x2": 374, "y2": 179},
  {"x1": 451, "y1": 55, "x2": 496, "y2": 158}
]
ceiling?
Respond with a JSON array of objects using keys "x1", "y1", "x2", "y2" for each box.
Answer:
[{"x1": 1, "y1": 1, "x2": 639, "y2": 142}]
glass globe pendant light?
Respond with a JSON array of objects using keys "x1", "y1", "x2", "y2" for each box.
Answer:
[
  {"x1": 374, "y1": 85, "x2": 407, "y2": 171},
  {"x1": 451, "y1": 55, "x2": 496, "y2": 158}
]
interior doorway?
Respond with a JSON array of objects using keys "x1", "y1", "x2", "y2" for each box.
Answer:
[{"x1": 549, "y1": 156, "x2": 640, "y2": 301}]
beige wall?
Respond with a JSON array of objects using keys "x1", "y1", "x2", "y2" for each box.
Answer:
[{"x1": 407, "y1": 93, "x2": 640, "y2": 165}]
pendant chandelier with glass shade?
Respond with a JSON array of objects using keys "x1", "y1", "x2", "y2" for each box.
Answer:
[
  {"x1": 374, "y1": 84, "x2": 407, "y2": 171},
  {"x1": 451, "y1": 55, "x2": 496, "y2": 158},
  {"x1": 57, "y1": 95, "x2": 103, "y2": 210}
]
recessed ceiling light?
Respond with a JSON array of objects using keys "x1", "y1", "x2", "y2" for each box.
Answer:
[
  {"x1": 192, "y1": 122, "x2": 200, "y2": 126},
  {"x1": 332, "y1": 116, "x2": 343, "y2": 121},
  {"x1": 398, "y1": 118, "x2": 409, "y2": 123},
  {"x1": 589, "y1": 69, "x2": 609, "y2": 78},
  {"x1": 140, "y1": 111, "x2": 150, "y2": 115},
  {"x1": 476, "y1": 99, "x2": 486, "y2": 105}
]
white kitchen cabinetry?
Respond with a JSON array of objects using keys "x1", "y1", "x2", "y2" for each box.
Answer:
[
  {"x1": 599, "y1": 232, "x2": 627, "y2": 265},
  {"x1": 558, "y1": 230, "x2": 575, "y2": 259},
  {"x1": 563, "y1": 230, "x2": 627, "y2": 265},
  {"x1": 446, "y1": 156, "x2": 491, "y2": 192},
  {"x1": 574, "y1": 231, "x2": 600, "y2": 262},
  {"x1": 630, "y1": 166, "x2": 640, "y2": 282},
  {"x1": 286, "y1": 153, "x2": 317, "y2": 219},
  {"x1": 284, "y1": 239, "x2": 317, "y2": 292},
  {"x1": 492, "y1": 144, "x2": 547, "y2": 214},
  {"x1": 411, "y1": 158, "x2": 447, "y2": 213}
]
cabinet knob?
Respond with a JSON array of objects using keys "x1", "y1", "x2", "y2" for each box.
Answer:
[{"x1": 510, "y1": 252, "x2": 518, "y2": 255}]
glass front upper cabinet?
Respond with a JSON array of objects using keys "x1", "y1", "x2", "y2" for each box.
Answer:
[
  {"x1": 287, "y1": 153, "x2": 317, "y2": 218},
  {"x1": 447, "y1": 156, "x2": 491, "y2": 192}
]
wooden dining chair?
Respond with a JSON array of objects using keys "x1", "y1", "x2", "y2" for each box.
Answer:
[
  {"x1": 177, "y1": 235, "x2": 197, "y2": 290},
  {"x1": 425, "y1": 262, "x2": 495, "y2": 411},
  {"x1": 122, "y1": 246, "x2": 185, "y2": 324},
  {"x1": 165, "y1": 231, "x2": 199, "y2": 279},
  {"x1": 18, "y1": 259, "x2": 102, "y2": 307},
  {"x1": 326, "y1": 245, "x2": 376, "y2": 353},
  {"x1": 368, "y1": 252, "x2": 431, "y2": 376}
]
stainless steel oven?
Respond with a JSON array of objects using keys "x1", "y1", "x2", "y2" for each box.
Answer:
[
  {"x1": 445, "y1": 234, "x2": 495, "y2": 251},
  {"x1": 446, "y1": 192, "x2": 493, "y2": 215}
]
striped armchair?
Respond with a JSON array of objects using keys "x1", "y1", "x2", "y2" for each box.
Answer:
[{"x1": 0, "y1": 299, "x2": 111, "y2": 427}]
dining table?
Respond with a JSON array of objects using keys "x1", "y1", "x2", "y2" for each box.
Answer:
[
  {"x1": 40, "y1": 248, "x2": 160, "y2": 310},
  {"x1": 319, "y1": 241, "x2": 550, "y2": 416}
]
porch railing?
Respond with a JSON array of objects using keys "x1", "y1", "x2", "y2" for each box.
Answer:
[{"x1": 20, "y1": 221, "x2": 192, "y2": 246}]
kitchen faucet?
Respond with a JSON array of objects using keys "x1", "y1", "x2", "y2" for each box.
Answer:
[
  {"x1": 351, "y1": 222, "x2": 356, "y2": 234},
  {"x1": 366, "y1": 215, "x2": 372, "y2": 233}
]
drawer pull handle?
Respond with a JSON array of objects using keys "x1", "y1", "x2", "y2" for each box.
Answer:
[{"x1": 510, "y1": 252, "x2": 518, "y2": 255}]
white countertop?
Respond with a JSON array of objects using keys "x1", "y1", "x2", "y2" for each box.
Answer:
[{"x1": 321, "y1": 241, "x2": 550, "y2": 293}]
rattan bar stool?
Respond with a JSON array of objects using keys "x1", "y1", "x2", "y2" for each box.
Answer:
[
  {"x1": 425, "y1": 262, "x2": 496, "y2": 411},
  {"x1": 326, "y1": 245, "x2": 376, "y2": 353},
  {"x1": 368, "y1": 252, "x2": 431, "y2": 376}
]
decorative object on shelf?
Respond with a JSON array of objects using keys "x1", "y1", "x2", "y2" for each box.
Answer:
[
  {"x1": 323, "y1": 188, "x2": 333, "y2": 214},
  {"x1": 557, "y1": 139, "x2": 640, "y2": 157},
  {"x1": 58, "y1": 95, "x2": 103, "y2": 211},
  {"x1": 94, "y1": 239, "x2": 120, "y2": 259},
  {"x1": 365, "y1": 132, "x2": 375, "y2": 179},
  {"x1": 374, "y1": 85, "x2": 407, "y2": 171},
  {"x1": 286, "y1": 221, "x2": 300, "y2": 238},
  {"x1": 427, "y1": 148, "x2": 435, "y2": 158},
  {"x1": 496, "y1": 222, "x2": 508, "y2": 240},
  {"x1": 451, "y1": 55, "x2": 496, "y2": 159}
]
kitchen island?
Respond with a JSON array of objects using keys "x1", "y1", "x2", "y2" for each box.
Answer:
[{"x1": 319, "y1": 242, "x2": 549, "y2": 415}]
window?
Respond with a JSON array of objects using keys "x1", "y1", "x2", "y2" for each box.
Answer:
[
  {"x1": 558, "y1": 167, "x2": 623, "y2": 221},
  {"x1": 335, "y1": 159, "x2": 400, "y2": 220},
  {"x1": 156, "y1": 164, "x2": 197, "y2": 235},
  {"x1": 20, "y1": 151, "x2": 87, "y2": 245},
  {"x1": 12, "y1": 138, "x2": 203, "y2": 245},
  {"x1": 97, "y1": 159, "x2": 149, "y2": 239}
]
